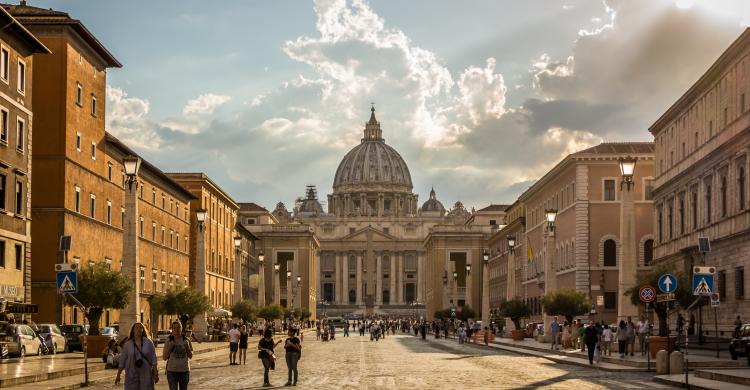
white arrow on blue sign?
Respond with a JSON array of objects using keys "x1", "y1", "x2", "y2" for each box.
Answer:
[{"x1": 658, "y1": 274, "x2": 677, "y2": 293}]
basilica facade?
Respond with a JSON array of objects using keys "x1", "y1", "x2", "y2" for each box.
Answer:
[{"x1": 240, "y1": 108, "x2": 503, "y2": 318}]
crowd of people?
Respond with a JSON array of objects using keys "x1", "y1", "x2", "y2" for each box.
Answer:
[{"x1": 547, "y1": 315, "x2": 652, "y2": 364}]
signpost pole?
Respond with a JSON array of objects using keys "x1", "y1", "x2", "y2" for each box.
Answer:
[
  {"x1": 714, "y1": 305, "x2": 719, "y2": 358},
  {"x1": 646, "y1": 302, "x2": 650, "y2": 372},
  {"x1": 64, "y1": 292, "x2": 88, "y2": 387}
]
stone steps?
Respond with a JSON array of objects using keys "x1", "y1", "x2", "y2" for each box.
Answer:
[
  {"x1": 695, "y1": 369, "x2": 750, "y2": 386},
  {"x1": 654, "y1": 374, "x2": 750, "y2": 390}
]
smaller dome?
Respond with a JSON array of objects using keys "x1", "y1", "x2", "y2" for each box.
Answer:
[
  {"x1": 421, "y1": 187, "x2": 445, "y2": 214},
  {"x1": 297, "y1": 185, "x2": 323, "y2": 215}
]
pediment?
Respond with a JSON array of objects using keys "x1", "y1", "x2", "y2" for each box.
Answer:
[{"x1": 341, "y1": 226, "x2": 397, "y2": 242}]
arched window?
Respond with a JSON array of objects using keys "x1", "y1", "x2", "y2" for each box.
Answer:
[
  {"x1": 643, "y1": 239, "x2": 654, "y2": 266},
  {"x1": 603, "y1": 239, "x2": 617, "y2": 267}
]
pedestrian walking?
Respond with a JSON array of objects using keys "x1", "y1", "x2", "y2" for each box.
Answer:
[
  {"x1": 602, "y1": 324, "x2": 613, "y2": 356},
  {"x1": 636, "y1": 316, "x2": 649, "y2": 356},
  {"x1": 115, "y1": 322, "x2": 158, "y2": 390},
  {"x1": 284, "y1": 327, "x2": 302, "y2": 387},
  {"x1": 258, "y1": 328, "x2": 282, "y2": 387},
  {"x1": 344, "y1": 322, "x2": 349, "y2": 337},
  {"x1": 584, "y1": 321, "x2": 599, "y2": 365},
  {"x1": 483, "y1": 326, "x2": 489, "y2": 346},
  {"x1": 734, "y1": 315, "x2": 742, "y2": 338},
  {"x1": 228, "y1": 323, "x2": 241, "y2": 365},
  {"x1": 550, "y1": 317, "x2": 560, "y2": 350},
  {"x1": 238, "y1": 325, "x2": 249, "y2": 365},
  {"x1": 625, "y1": 316, "x2": 635, "y2": 356},
  {"x1": 163, "y1": 320, "x2": 193, "y2": 390},
  {"x1": 616, "y1": 320, "x2": 628, "y2": 358}
]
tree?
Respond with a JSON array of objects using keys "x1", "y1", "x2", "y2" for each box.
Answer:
[
  {"x1": 149, "y1": 287, "x2": 210, "y2": 328},
  {"x1": 257, "y1": 304, "x2": 284, "y2": 321},
  {"x1": 231, "y1": 299, "x2": 258, "y2": 323},
  {"x1": 499, "y1": 298, "x2": 532, "y2": 330},
  {"x1": 457, "y1": 306, "x2": 476, "y2": 322},
  {"x1": 64, "y1": 262, "x2": 132, "y2": 336},
  {"x1": 625, "y1": 262, "x2": 700, "y2": 336},
  {"x1": 541, "y1": 289, "x2": 590, "y2": 324}
]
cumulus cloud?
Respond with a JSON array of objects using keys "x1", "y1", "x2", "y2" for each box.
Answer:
[
  {"x1": 106, "y1": 0, "x2": 750, "y2": 210},
  {"x1": 182, "y1": 93, "x2": 231, "y2": 115}
]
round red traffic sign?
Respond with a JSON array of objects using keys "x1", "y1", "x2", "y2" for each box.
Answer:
[{"x1": 639, "y1": 285, "x2": 656, "y2": 303}]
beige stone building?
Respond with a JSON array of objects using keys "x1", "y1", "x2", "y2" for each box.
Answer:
[
  {"x1": 167, "y1": 173, "x2": 240, "y2": 311},
  {"x1": 487, "y1": 201, "x2": 526, "y2": 314},
  {"x1": 0, "y1": 6, "x2": 49, "y2": 313},
  {"x1": 651, "y1": 28, "x2": 750, "y2": 336},
  {"x1": 517, "y1": 142, "x2": 655, "y2": 325}
]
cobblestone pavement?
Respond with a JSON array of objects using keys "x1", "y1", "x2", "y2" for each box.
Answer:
[{"x1": 90, "y1": 333, "x2": 671, "y2": 389}]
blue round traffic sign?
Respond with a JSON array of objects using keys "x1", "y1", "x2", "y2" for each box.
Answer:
[{"x1": 658, "y1": 274, "x2": 677, "y2": 293}]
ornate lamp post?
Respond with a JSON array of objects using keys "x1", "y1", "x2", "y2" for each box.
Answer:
[
  {"x1": 465, "y1": 262, "x2": 472, "y2": 310},
  {"x1": 257, "y1": 250, "x2": 265, "y2": 306},
  {"x1": 192, "y1": 208, "x2": 208, "y2": 341},
  {"x1": 273, "y1": 261, "x2": 280, "y2": 305},
  {"x1": 506, "y1": 235, "x2": 516, "y2": 331},
  {"x1": 286, "y1": 270, "x2": 292, "y2": 308},
  {"x1": 294, "y1": 275, "x2": 301, "y2": 311},
  {"x1": 120, "y1": 156, "x2": 141, "y2": 341},
  {"x1": 234, "y1": 237, "x2": 242, "y2": 303},
  {"x1": 618, "y1": 156, "x2": 638, "y2": 321},
  {"x1": 543, "y1": 209, "x2": 557, "y2": 343},
  {"x1": 481, "y1": 250, "x2": 490, "y2": 326},
  {"x1": 452, "y1": 271, "x2": 458, "y2": 309},
  {"x1": 442, "y1": 271, "x2": 449, "y2": 312}
]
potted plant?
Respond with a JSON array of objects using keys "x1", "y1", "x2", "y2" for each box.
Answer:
[
  {"x1": 499, "y1": 299, "x2": 531, "y2": 341},
  {"x1": 149, "y1": 287, "x2": 211, "y2": 337},
  {"x1": 625, "y1": 263, "x2": 700, "y2": 358},
  {"x1": 64, "y1": 262, "x2": 131, "y2": 358}
]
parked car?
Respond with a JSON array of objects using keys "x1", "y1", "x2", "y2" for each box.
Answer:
[
  {"x1": 729, "y1": 323, "x2": 750, "y2": 365},
  {"x1": 99, "y1": 327, "x2": 118, "y2": 339},
  {"x1": 60, "y1": 324, "x2": 88, "y2": 352},
  {"x1": 37, "y1": 324, "x2": 67, "y2": 354},
  {"x1": 0, "y1": 322, "x2": 42, "y2": 357},
  {"x1": 154, "y1": 330, "x2": 171, "y2": 346}
]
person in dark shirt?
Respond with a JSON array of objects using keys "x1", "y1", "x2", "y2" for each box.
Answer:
[
  {"x1": 284, "y1": 327, "x2": 302, "y2": 386},
  {"x1": 258, "y1": 329, "x2": 281, "y2": 387}
]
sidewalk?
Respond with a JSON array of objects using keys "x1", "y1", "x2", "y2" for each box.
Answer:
[{"x1": 0, "y1": 339, "x2": 228, "y2": 388}]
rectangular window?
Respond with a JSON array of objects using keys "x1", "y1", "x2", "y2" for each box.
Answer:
[
  {"x1": 604, "y1": 179, "x2": 616, "y2": 201},
  {"x1": 106, "y1": 201, "x2": 112, "y2": 225},
  {"x1": 14, "y1": 244, "x2": 21, "y2": 270},
  {"x1": 604, "y1": 292, "x2": 617, "y2": 310},
  {"x1": 74, "y1": 187, "x2": 80, "y2": 212},
  {"x1": 169, "y1": 230, "x2": 173, "y2": 248},
  {"x1": 0, "y1": 174, "x2": 5, "y2": 210},
  {"x1": 139, "y1": 267, "x2": 145, "y2": 291},
  {"x1": 15, "y1": 181, "x2": 22, "y2": 214},
  {"x1": 692, "y1": 191, "x2": 698, "y2": 229},
  {"x1": 107, "y1": 163, "x2": 112, "y2": 181},
  {"x1": 152, "y1": 223, "x2": 156, "y2": 240},
  {"x1": 161, "y1": 227, "x2": 165, "y2": 244},
  {"x1": 161, "y1": 271, "x2": 166, "y2": 292},
  {"x1": 91, "y1": 142, "x2": 96, "y2": 159},
  {"x1": 0, "y1": 109, "x2": 7, "y2": 143},
  {"x1": 91, "y1": 95, "x2": 97, "y2": 116},
  {"x1": 0, "y1": 48, "x2": 8, "y2": 81},
  {"x1": 89, "y1": 194, "x2": 95, "y2": 218},
  {"x1": 736, "y1": 268, "x2": 745, "y2": 299},
  {"x1": 152, "y1": 270, "x2": 157, "y2": 292},
  {"x1": 16, "y1": 60, "x2": 25, "y2": 94},
  {"x1": 718, "y1": 271, "x2": 726, "y2": 299},
  {"x1": 139, "y1": 218, "x2": 144, "y2": 238},
  {"x1": 644, "y1": 179, "x2": 655, "y2": 201},
  {"x1": 76, "y1": 133, "x2": 81, "y2": 151},
  {"x1": 16, "y1": 118, "x2": 23, "y2": 151},
  {"x1": 76, "y1": 82, "x2": 83, "y2": 106},
  {"x1": 0, "y1": 241, "x2": 5, "y2": 267}
]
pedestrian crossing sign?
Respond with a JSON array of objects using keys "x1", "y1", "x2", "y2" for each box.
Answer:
[
  {"x1": 692, "y1": 274, "x2": 713, "y2": 296},
  {"x1": 56, "y1": 271, "x2": 78, "y2": 294}
]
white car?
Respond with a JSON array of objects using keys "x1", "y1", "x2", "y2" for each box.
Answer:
[
  {"x1": 0, "y1": 322, "x2": 42, "y2": 357},
  {"x1": 37, "y1": 324, "x2": 67, "y2": 354},
  {"x1": 99, "y1": 327, "x2": 118, "y2": 339},
  {"x1": 155, "y1": 330, "x2": 171, "y2": 346}
]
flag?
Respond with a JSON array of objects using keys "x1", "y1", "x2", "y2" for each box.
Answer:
[{"x1": 527, "y1": 236, "x2": 533, "y2": 262}]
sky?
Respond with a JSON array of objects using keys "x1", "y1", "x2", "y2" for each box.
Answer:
[{"x1": 28, "y1": 0, "x2": 750, "y2": 211}]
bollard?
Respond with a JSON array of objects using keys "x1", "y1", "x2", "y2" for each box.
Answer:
[
  {"x1": 669, "y1": 351, "x2": 684, "y2": 375},
  {"x1": 655, "y1": 350, "x2": 669, "y2": 374}
]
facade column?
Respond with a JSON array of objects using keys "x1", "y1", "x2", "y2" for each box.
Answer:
[
  {"x1": 417, "y1": 252, "x2": 424, "y2": 302},
  {"x1": 360, "y1": 193, "x2": 366, "y2": 216},
  {"x1": 619, "y1": 174, "x2": 639, "y2": 321},
  {"x1": 378, "y1": 193, "x2": 384, "y2": 217},
  {"x1": 274, "y1": 263, "x2": 280, "y2": 306},
  {"x1": 342, "y1": 253, "x2": 349, "y2": 305},
  {"x1": 376, "y1": 253, "x2": 382, "y2": 305},
  {"x1": 257, "y1": 260, "x2": 265, "y2": 307},
  {"x1": 543, "y1": 224, "x2": 557, "y2": 343},
  {"x1": 234, "y1": 246, "x2": 242, "y2": 303},
  {"x1": 398, "y1": 252, "x2": 405, "y2": 303},
  {"x1": 120, "y1": 168, "x2": 140, "y2": 341},
  {"x1": 356, "y1": 252, "x2": 363, "y2": 305},
  {"x1": 286, "y1": 272, "x2": 292, "y2": 308},
  {"x1": 481, "y1": 258, "x2": 490, "y2": 326},
  {"x1": 465, "y1": 253, "x2": 472, "y2": 309},
  {"x1": 388, "y1": 253, "x2": 398, "y2": 305},
  {"x1": 335, "y1": 253, "x2": 342, "y2": 304}
]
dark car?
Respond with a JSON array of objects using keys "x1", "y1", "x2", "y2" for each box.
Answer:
[
  {"x1": 60, "y1": 324, "x2": 88, "y2": 352},
  {"x1": 729, "y1": 323, "x2": 750, "y2": 365}
]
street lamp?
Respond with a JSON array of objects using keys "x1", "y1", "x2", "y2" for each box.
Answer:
[
  {"x1": 196, "y1": 209, "x2": 207, "y2": 231},
  {"x1": 483, "y1": 251, "x2": 489, "y2": 265},
  {"x1": 274, "y1": 262, "x2": 280, "y2": 273},
  {"x1": 619, "y1": 156, "x2": 637, "y2": 191},
  {"x1": 507, "y1": 235, "x2": 516, "y2": 254},
  {"x1": 286, "y1": 270, "x2": 292, "y2": 280},
  {"x1": 234, "y1": 237, "x2": 242, "y2": 248},
  {"x1": 442, "y1": 271, "x2": 448, "y2": 286},
  {"x1": 296, "y1": 275, "x2": 301, "y2": 285},
  {"x1": 453, "y1": 271, "x2": 458, "y2": 280},
  {"x1": 258, "y1": 251, "x2": 265, "y2": 264},
  {"x1": 545, "y1": 209, "x2": 557, "y2": 232},
  {"x1": 122, "y1": 155, "x2": 141, "y2": 189},
  {"x1": 465, "y1": 264, "x2": 471, "y2": 276}
]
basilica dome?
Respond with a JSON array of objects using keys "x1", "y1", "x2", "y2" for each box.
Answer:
[
  {"x1": 420, "y1": 188, "x2": 445, "y2": 215},
  {"x1": 332, "y1": 107, "x2": 413, "y2": 192}
]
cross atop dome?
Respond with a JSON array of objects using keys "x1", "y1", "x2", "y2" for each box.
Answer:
[{"x1": 363, "y1": 104, "x2": 383, "y2": 142}]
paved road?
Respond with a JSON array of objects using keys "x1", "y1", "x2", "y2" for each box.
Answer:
[{"x1": 90, "y1": 333, "x2": 670, "y2": 389}]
